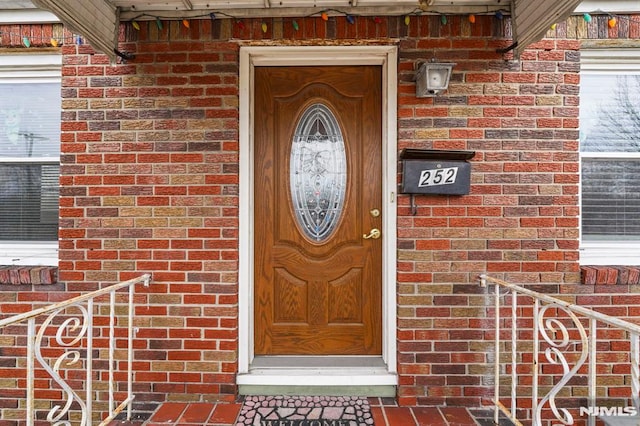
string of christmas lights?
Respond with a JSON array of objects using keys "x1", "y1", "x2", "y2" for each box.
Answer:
[
  {"x1": 0, "y1": 33, "x2": 83, "y2": 48},
  {"x1": 124, "y1": 7, "x2": 510, "y2": 34},
  {"x1": 129, "y1": 9, "x2": 422, "y2": 33},
  {"x1": 579, "y1": 10, "x2": 627, "y2": 29},
  {"x1": 123, "y1": 7, "x2": 640, "y2": 33},
  {"x1": 2, "y1": 8, "x2": 638, "y2": 48}
]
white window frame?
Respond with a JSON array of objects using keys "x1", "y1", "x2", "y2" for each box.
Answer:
[
  {"x1": 580, "y1": 48, "x2": 640, "y2": 265},
  {"x1": 0, "y1": 53, "x2": 61, "y2": 266}
]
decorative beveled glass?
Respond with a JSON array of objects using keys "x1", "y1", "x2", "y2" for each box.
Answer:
[{"x1": 290, "y1": 103, "x2": 347, "y2": 242}]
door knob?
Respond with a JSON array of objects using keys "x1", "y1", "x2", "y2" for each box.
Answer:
[{"x1": 363, "y1": 228, "x2": 381, "y2": 240}]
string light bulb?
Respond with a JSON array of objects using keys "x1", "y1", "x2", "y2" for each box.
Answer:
[
  {"x1": 404, "y1": 15, "x2": 410, "y2": 26},
  {"x1": 22, "y1": 36, "x2": 31, "y2": 47},
  {"x1": 440, "y1": 15, "x2": 447, "y2": 25},
  {"x1": 261, "y1": 22, "x2": 268, "y2": 33},
  {"x1": 495, "y1": 11, "x2": 503, "y2": 20},
  {"x1": 468, "y1": 14, "x2": 476, "y2": 24},
  {"x1": 374, "y1": 16, "x2": 382, "y2": 24},
  {"x1": 156, "y1": 18, "x2": 163, "y2": 30},
  {"x1": 50, "y1": 38, "x2": 59, "y2": 47},
  {"x1": 608, "y1": 16, "x2": 617, "y2": 28},
  {"x1": 132, "y1": 20, "x2": 140, "y2": 30},
  {"x1": 550, "y1": 23, "x2": 557, "y2": 30},
  {"x1": 182, "y1": 19, "x2": 190, "y2": 28},
  {"x1": 292, "y1": 19, "x2": 299, "y2": 31},
  {"x1": 321, "y1": 12, "x2": 328, "y2": 21},
  {"x1": 583, "y1": 13, "x2": 592, "y2": 23},
  {"x1": 346, "y1": 15, "x2": 355, "y2": 25}
]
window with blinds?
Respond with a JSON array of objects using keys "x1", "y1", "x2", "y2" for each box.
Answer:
[
  {"x1": 0, "y1": 72, "x2": 60, "y2": 242},
  {"x1": 580, "y1": 73, "x2": 640, "y2": 241}
]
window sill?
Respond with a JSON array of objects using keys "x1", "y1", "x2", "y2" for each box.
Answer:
[
  {"x1": 0, "y1": 242, "x2": 58, "y2": 267},
  {"x1": 0, "y1": 266, "x2": 58, "y2": 285},
  {"x1": 580, "y1": 243, "x2": 640, "y2": 267}
]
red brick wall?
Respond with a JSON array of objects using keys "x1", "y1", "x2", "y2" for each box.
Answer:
[
  {"x1": 0, "y1": 22, "x2": 68, "y2": 47},
  {"x1": 57, "y1": 30, "x2": 242, "y2": 406},
  {"x1": 65, "y1": 14, "x2": 578, "y2": 410},
  {"x1": 1, "y1": 12, "x2": 638, "y2": 422},
  {"x1": 395, "y1": 16, "x2": 580, "y2": 406}
]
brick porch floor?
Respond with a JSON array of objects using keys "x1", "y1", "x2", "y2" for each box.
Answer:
[{"x1": 111, "y1": 398, "x2": 487, "y2": 425}]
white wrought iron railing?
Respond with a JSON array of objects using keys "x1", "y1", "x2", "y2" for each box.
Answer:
[
  {"x1": 0, "y1": 274, "x2": 150, "y2": 426},
  {"x1": 481, "y1": 274, "x2": 640, "y2": 426}
]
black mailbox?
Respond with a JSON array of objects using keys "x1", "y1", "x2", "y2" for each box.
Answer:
[{"x1": 399, "y1": 148, "x2": 475, "y2": 195}]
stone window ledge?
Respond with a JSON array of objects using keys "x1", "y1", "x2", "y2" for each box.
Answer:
[
  {"x1": 581, "y1": 266, "x2": 640, "y2": 285},
  {"x1": 0, "y1": 266, "x2": 58, "y2": 285}
]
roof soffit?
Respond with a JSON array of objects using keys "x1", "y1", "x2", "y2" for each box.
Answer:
[
  {"x1": 512, "y1": 0, "x2": 583, "y2": 57},
  {"x1": 31, "y1": 0, "x2": 119, "y2": 62}
]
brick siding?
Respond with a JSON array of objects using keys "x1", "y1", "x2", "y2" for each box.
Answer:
[
  {"x1": 396, "y1": 16, "x2": 580, "y2": 406},
  {"x1": 0, "y1": 266, "x2": 57, "y2": 285},
  {"x1": 0, "y1": 12, "x2": 639, "y2": 423},
  {"x1": 0, "y1": 22, "x2": 67, "y2": 47},
  {"x1": 581, "y1": 266, "x2": 640, "y2": 285},
  {"x1": 81, "y1": 14, "x2": 579, "y2": 408}
]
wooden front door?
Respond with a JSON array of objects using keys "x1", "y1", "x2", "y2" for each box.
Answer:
[{"x1": 254, "y1": 66, "x2": 382, "y2": 355}]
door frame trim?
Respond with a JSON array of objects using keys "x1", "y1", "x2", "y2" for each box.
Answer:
[{"x1": 238, "y1": 45, "x2": 398, "y2": 383}]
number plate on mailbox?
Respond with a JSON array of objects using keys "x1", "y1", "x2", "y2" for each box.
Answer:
[
  {"x1": 401, "y1": 160, "x2": 471, "y2": 195},
  {"x1": 419, "y1": 166, "x2": 458, "y2": 187}
]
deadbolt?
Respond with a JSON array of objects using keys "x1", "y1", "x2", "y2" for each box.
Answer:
[{"x1": 370, "y1": 208, "x2": 380, "y2": 217}]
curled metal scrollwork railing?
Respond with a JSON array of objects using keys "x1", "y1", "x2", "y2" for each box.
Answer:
[
  {"x1": 0, "y1": 274, "x2": 150, "y2": 426},
  {"x1": 481, "y1": 274, "x2": 640, "y2": 426},
  {"x1": 534, "y1": 303, "x2": 589, "y2": 425},
  {"x1": 36, "y1": 305, "x2": 91, "y2": 426}
]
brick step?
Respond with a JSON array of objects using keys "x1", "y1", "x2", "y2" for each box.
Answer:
[{"x1": 109, "y1": 399, "x2": 490, "y2": 425}]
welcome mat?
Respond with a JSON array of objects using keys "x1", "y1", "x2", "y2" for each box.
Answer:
[{"x1": 236, "y1": 395, "x2": 374, "y2": 426}]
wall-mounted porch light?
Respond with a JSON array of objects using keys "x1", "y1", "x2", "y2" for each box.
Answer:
[{"x1": 415, "y1": 59, "x2": 455, "y2": 97}]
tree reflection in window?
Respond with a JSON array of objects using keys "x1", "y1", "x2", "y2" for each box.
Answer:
[
  {"x1": 290, "y1": 103, "x2": 346, "y2": 242},
  {"x1": 580, "y1": 74, "x2": 640, "y2": 240},
  {"x1": 0, "y1": 82, "x2": 60, "y2": 241}
]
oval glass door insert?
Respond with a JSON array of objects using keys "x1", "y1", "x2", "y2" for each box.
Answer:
[{"x1": 290, "y1": 103, "x2": 347, "y2": 242}]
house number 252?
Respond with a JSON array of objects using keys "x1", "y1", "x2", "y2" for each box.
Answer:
[{"x1": 418, "y1": 166, "x2": 459, "y2": 187}]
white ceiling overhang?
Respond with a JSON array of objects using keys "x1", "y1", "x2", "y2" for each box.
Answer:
[
  {"x1": 511, "y1": 0, "x2": 583, "y2": 57},
  {"x1": 31, "y1": 0, "x2": 120, "y2": 62},
  {"x1": 26, "y1": 0, "x2": 582, "y2": 63}
]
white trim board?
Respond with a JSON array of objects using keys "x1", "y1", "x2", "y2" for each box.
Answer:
[
  {"x1": 581, "y1": 243, "x2": 640, "y2": 266},
  {"x1": 0, "y1": 242, "x2": 58, "y2": 266},
  {"x1": 0, "y1": 53, "x2": 62, "y2": 82},
  {"x1": 575, "y1": 1, "x2": 640, "y2": 14},
  {"x1": 581, "y1": 49, "x2": 640, "y2": 73},
  {"x1": 237, "y1": 45, "x2": 398, "y2": 388},
  {"x1": 0, "y1": 9, "x2": 59, "y2": 24}
]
